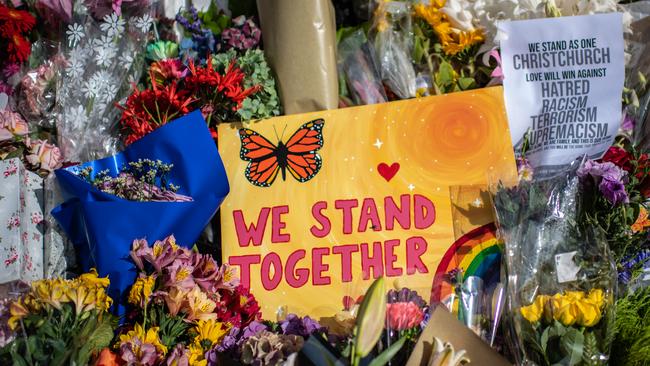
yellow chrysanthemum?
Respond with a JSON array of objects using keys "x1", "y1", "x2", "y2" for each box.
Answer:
[
  {"x1": 188, "y1": 342, "x2": 208, "y2": 366},
  {"x1": 194, "y1": 319, "x2": 230, "y2": 349},
  {"x1": 128, "y1": 275, "x2": 156, "y2": 307},
  {"x1": 119, "y1": 324, "x2": 168, "y2": 356},
  {"x1": 413, "y1": 0, "x2": 484, "y2": 56}
]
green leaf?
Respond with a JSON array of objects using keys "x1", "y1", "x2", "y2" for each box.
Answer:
[
  {"x1": 435, "y1": 61, "x2": 455, "y2": 88},
  {"x1": 458, "y1": 77, "x2": 475, "y2": 90},
  {"x1": 560, "y1": 328, "x2": 585, "y2": 366},
  {"x1": 353, "y1": 277, "x2": 387, "y2": 360},
  {"x1": 368, "y1": 336, "x2": 406, "y2": 366}
]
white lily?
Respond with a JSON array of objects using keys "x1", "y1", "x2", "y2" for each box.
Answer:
[{"x1": 427, "y1": 337, "x2": 471, "y2": 366}]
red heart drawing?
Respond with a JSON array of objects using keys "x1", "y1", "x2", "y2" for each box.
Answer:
[{"x1": 377, "y1": 162, "x2": 400, "y2": 182}]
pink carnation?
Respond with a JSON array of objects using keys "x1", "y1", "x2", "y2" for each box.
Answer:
[{"x1": 386, "y1": 302, "x2": 424, "y2": 330}]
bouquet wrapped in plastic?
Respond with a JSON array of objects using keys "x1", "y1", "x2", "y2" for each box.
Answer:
[
  {"x1": 492, "y1": 162, "x2": 617, "y2": 366},
  {"x1": 51, "y1": 111, "x2": 229, "y2": 314},
  {"x1": 57, "y1": 4, "x2": 154, "y2": 162}
]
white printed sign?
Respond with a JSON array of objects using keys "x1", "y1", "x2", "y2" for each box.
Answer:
[{"x1": 500, "y1": 13, "x2": 625, "y2": 172}]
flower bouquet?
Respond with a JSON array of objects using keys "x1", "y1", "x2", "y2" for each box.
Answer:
[
  {"x1": 0, "y1": 270, "x2": 115, "y2": 365},
  {"x1": 105, "y1": 235, "x2": 260, "y2": 365},
  {"x1": 493, "y1": 162, "x2": 617, "y2": 365},
  {"x1": 51, "y1": 111, "x2": 229, "y2": 314}
]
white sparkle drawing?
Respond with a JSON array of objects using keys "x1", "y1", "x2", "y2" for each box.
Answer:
[
  {"x1": 373, "y1": 138, "x2": 383, "y2": 149},
  {"x1": 408, "y1": 184, "x2": 415, "y2": 191}
]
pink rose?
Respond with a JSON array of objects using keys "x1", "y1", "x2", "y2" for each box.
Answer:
[
  {"x1": 26, "y1": 139, "x2": 63, "y2": 172},
  {"x1": 0, "y1": 110, "x2": 29, "y2": 141}
]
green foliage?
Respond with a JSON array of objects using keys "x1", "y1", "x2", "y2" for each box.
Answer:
[
  {"x1": 149, "y1": 305, "x2": 191, "y2": 349},
  {"x1": 611, "y1": 286, "x2": 650, "y2": 365},
  {"x1": 212, "y1": 49, "x2": 281, "y2": 121},
  {"x1": 198, "y1": 0, "x2": 231, "y2": 36},
  {"x1": 368, "y1": 336, "x2": 406, "y2": 366},
  {"x1": 0, "y1": 305, "x2": 116, "y2": 366}
]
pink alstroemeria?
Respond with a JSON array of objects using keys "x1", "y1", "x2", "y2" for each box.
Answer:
[
  {"x1": 191, "y1": 253, "x2": 220, "y2": 293},
  {"x1": 165, "y1": 259, "x2": 195, "y2": 290},
  {"x1": 130, "y1": 238, "x2": 151, "y2": 271}
]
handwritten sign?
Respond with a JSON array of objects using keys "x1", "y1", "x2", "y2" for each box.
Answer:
[
  {"x1": 500, "y1": 13, "x2": 625, "y2": 173},
  {"x1": 218, "y1": 88, "x2": 517, "y2": 319}
]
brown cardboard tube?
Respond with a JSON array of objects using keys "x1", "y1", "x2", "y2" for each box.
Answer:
[{"x1": 257, "y1": 0, "x2": 339, "y2": 114}]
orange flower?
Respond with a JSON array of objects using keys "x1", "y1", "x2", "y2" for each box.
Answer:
[
  {"x1": 93, "y1": 348, "x2": 122, "y2": 366},
  {"x1": 632, "y1": 206, "x2": 650, "y2": 233}
]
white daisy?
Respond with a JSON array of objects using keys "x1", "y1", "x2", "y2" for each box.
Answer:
[
  {"x1": 119, "y1": 53, "x2": 134, "y2": 70},
  {"x1": 65, "y1": 60, "x2": 84, "y2": 79},
  {"x1": 81, "y1": 79, "x2": 100, "y2": 99},
  {"x1": 100, "y1": 13, "x2": 126, "y2": 38},
  {"x1": 68, "y1": 46, "x2": 89, "y2": 65},
  {"x1": 66, "y1": 23, "x2": 85, "y2": 47},
  {"x1": 94, "y1": 46, "x2": 117, "y2": 67},
  {"x1": 99, "y1": 83, "x2": 119, "y2": 104},
  {"x1": 66, "y1": 105, "x2": 86, "y2": 128},
  {"x1": 132, "y1": 14, "x2": 153, "y2": 33}
]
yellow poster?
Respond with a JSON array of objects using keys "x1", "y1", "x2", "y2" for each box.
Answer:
[{"x1": 218, "y1": 87, "x2": 517, "y2": 320}]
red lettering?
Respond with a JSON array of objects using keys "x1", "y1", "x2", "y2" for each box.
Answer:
[
  {"x1": 312, "y1": 247, "x2": 331, "y2": 285},
  {"x1": 233, "y1": 209, "x2": 269, "y2": 247},
  {"x1": 332, "y1": 244, "x2": 358, "y2": 282},
  {"x1": 310, "y1": 201, "x2": 331, "y2": 238},
  {"x1": 414, "y1": 194, "x2": 436, "y2": 229},
  {"x1": 228, "y1": 255, "x2": 261, "y2": 289},
  {"x1": 385, "y1": 194, "x2": 410, "y2": 230},
  {"x1": 406, "y1": 236, "x2": 429, "y2": 274},
  {"x1": 361, "y1": 242, "x2": 384, "y2": 280},
  {"x1": 358, "y1": 198, "x2": 382, "y2": 232},
  {"x1": 261, "y1": 253, "x2": 282, "y2": 290},
  {"x1": 271, "y1": 206, "x2": 290, "y2": 243},
  {"x1": 285, "y1": 250, "x2": 309, "y2": 288},
  {"x1": 384, "y1": 239, "x2": 403, "y2": 277},
  {"x1": 335, "y1": 199, "x2": 358, "y2": 234}
]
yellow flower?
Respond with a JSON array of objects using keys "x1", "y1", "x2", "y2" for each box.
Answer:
[
  {"x1": 413, "y1": 0, "x2": 484, "y2": 56},
  {"x1": 119, "y1": 324, "x2": 168, "y2": 356},
  {"x1": 551, "y1": 294, "x2": 578, "y2": 326},
  {"x1": 188, "y1": 342, "x2": 207, "y2": 366},
  {"x1": 194, "y1": 319, "x2": 230, "y2": 349},
  {"x1": 31, "y1": 279, "x2": 70, "y2": 310},
  {"x1": 574, "y1": 300, "x2": 602, "y2": 327},
  {"x1": 8, "y1": 298, "x2": 30, "y2": 330},
  {"x1": 128, "y1": 275, "x2": 156, "y2": 307},
  {"x1": 78, "y1": 269, "x2": 110, "y2": 289},
  {"x1": 520, "y1": 294, "x2": 548, "y2": 323},
  {"x1": 563, "y1": 291, "x2": 585, "y2": 302},
  {"x1": 587, "y1": 289, "x2": 605, "y2": 307},
  {"x1": 183, "y1": 287, "x2": 217, "y2": 321}
]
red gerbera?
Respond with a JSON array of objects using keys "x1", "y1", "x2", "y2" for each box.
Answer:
[
  {"x1": 118, "y1": 77, "x2": 195, "y2": 145},
  {"x1": 184, "y1": 56, "x2": 260, "y2": 125},
  {"x1": 6, "y1": 34, "x2": 31, "y2": 63},
  {"x1": 0, "y1": 5, "x2": 36, "y2": 34}
]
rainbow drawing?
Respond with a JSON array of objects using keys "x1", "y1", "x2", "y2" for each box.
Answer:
[{"x1": 430, "y1": 223, "x2": 503, "y2": 305}]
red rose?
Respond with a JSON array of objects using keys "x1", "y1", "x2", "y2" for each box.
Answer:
[{"x1": 601, "y1": 146, "x2": 634, "y2": 172}]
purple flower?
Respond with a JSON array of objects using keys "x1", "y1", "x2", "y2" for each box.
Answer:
[
  {"x1": 120, "y1": 338, "x2": 158, "y2": 366},
  {"x1": 130, "y1": 238, "x2": 150, "y2": 270},
  {"x1": 599, "y1": 177, "x2": 629, "y2": 205},
  {"x1": 221, "y1": 16, "x2": 261, "y2": 51},
  {"x1": 387, "y1": 288, "x2": 427, "y2": 309},
  {"x1": 242, "y1": 321, "x2": 268, "y2": 339},
  {"x1": 621, "y1": 113, "x2": 635, "y2": 133},
  {"x1": 0, "y1": 82, "x2": 12, "y2": 96},
  {"x1": 166, "y1": 344, "x2": 189, "y2": 366},
  {"x1": 578, "y1": 159, "x2": 629, "y2": 205},
  {"x1": 280, "y1": 314, "x2": 324, "y2": 337}
]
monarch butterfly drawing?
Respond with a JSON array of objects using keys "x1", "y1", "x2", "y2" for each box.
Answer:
[{"x1": 238, "y1": 119, "x2": 324, "y2": 187}]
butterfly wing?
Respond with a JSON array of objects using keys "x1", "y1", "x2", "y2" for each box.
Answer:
[
  {"x1": 239, "y1": 128, "x2": 281, "y2": 187},
  {"x1": 283, "y1": 119, "x2": 324, "y2": 183}
]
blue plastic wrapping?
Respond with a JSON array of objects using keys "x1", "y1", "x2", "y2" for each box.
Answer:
[{"x1": 52, "y1": 110, "x2": 230, "y2": 315}]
